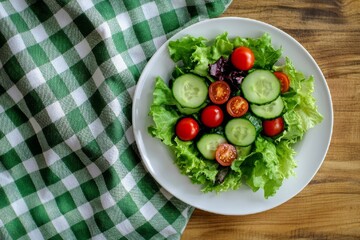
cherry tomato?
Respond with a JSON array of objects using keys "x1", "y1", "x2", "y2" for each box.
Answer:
[
  {"x1": 209, "y1": 81, "x2": 231, "y2": 105},
  {"x1": 262, "y1": 117, "x2": 285, "y2": 137},
  {"x1": 201, "y1": 105, "x2": 224, "y2": 128},
  {"x1": 273, "y1": 72, "x2": 290, "y2": 93},
  {"x1": 215, "y1": 143, "x2": 237, "y2": 166},
  {"x1": 230, "y1": 46, "x2": 255, "y2": 71},
  {"x1": 175, "y1": 117, "x2": 200, "y2": 141},
  {"x1": 226, "y1": 96, "x2": 249, "y2": 118}
]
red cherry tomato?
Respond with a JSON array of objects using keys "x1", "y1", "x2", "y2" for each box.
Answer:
[
  {"x1": 226, "y1": 96, "x2": 249, "y2": 118},
  {"x1": 201, "y1": 105, "x2": 224, "y2": 128},
  {"x1": 175, "y1": 117, "x2": 200, "y2": 141},
  {"x1": 209, "y1": 81, "x2": 231, "y2": 104},
  {"x1": 273, "y1": 72, "x2": 290, "y2": 93},
  {"x1": 231, "y1": 46, "x2": 255, "y2": 71},
  {"x1": 262, "y1": 117, "x2": 285, "y2": 137},
  {"x1": 215, "y1": 143, "x2": 237, "y2": 166}
]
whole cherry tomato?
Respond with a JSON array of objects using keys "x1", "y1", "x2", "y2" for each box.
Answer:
[
  {"x1": 201, "y1": 105, "x2": 224, "y2": 128},
  {"x1": 231, "y1": 46, "x2": 255, "y2": 71},
  {"x1": 262, "y1": 117, "x2": 285, "y2": 137},
  {"x1": 175, "y1": 117, "x2": 200, "y2": 141}
]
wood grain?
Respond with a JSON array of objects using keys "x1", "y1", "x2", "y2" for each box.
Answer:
[{"x1": 182, "y1": 0, "x2": 360, "y2": 239}]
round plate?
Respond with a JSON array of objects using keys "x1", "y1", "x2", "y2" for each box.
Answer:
[{"x1": 132, "y1": 17, "x2": 333, "y2": 215}]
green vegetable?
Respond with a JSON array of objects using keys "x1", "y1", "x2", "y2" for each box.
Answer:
[
  {"x1": 168, "y1": 35, "x2": 206, "y2": 70},
  {"x1": 152, "y1": 76, "x2": 177, "y2": 106},
  {"x1": 231, "y1": 136, "x2": 296, "y2": 198},
  {"x1": 168, "y1": 32, "x2": 234, "y2": 76},
  {"x1": 173, "y1": 137, "x2": 219, "y2": 184},
  {"x1": 274, "y1": 58, "x2": 323, "y2": 143},
  {"x1": 148, "y1": 77, "x2": 180, "y2": 146}
]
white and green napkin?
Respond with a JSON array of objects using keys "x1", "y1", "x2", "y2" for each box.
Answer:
[{"x1": 0, "y1": 0, "x2": 231, "y2": 239}]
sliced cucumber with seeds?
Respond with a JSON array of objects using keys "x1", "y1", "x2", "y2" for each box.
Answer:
[
  {"x1": 225, "y1": 118, "x2": 256, "y2": 146},
  {"x1": 197, "y1": 134, "x2": 227, "y2": 160},
  {"x1": 172, "y1": 74, "x2": 208, "y2": 108},
  {"x1": 250, "y1": 96, "x2": 284, "y2": 119},
  {"x1": 241, "y1": 70, "x2": 280, "y2": 105}
]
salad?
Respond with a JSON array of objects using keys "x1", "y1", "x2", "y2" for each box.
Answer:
[{"x1": 148, "y1": 32, "x2": 323, "y2": 198}]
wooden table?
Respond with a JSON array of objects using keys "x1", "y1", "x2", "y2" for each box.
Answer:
[{"x1": 182, "y1": 0, "x2": 360, "y2": 239}]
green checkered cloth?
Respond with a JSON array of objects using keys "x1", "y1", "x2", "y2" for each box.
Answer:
[{"x1": 0, "y1": 0, "x2": 231, "y2": 239}]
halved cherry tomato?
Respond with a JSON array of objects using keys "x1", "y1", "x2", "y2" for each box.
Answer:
[
  {"x1": 175, "y1": 117, "x2": 200, "y2": 141},
  {"x1": 215, "y1": 143, "x2": 237, "y2": 166},
  {"x1": 273, "y1": 72, "x2": 290, "y2": 93},
  {"x1": 226, "y1": 96, "x2": 249, "y2": 117},
  {"x1": 231, "y1": 46, "x2": 255, "y2": 71},
  {"x1": 209, "y1": 81, "x2": 231, "y2": 104},
  {"x1": 201, "y1": 105, "x2": 224, "y2": 128},
  {"x1": 262, "y1": 117, "x2": 285, "y2": 137}
]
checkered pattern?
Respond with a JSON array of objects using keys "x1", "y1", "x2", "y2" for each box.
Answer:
[{"x1": 0, "y1": 0, "x2": 231, "y2": 239}]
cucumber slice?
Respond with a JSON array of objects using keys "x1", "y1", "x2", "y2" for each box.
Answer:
[
  {"x1": 241, "y1": 70, "x2": 280, "y2": 104},
  {"x1": 176, "y1": 102, "x2": 207, "y2": 115},
  {"x1": 196, "y1": 134, "x2": 227, "y2": 160},
  {"x1": 225, "y1": 118, "x2": 256, "y2": 146},
  {"x1": 236, "y1": 145, "x2": 252, "y2": 158},
  {"x1": 172, "y1": 74, "x2": 208, "y2": 108},
  {"x1": 244, "y1": 113, "x2": 263, "y2": 135},
  {"x1": 250, "y1": 96, "x2": 284, "y2": 119}
]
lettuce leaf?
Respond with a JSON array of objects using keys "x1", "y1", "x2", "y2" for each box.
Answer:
[
  {"x1": 276, "y1": 140, "x2": 297, "y2": 179},
  {"x1": 275, "y1": 58, "x2": 323, "y2": 142},
  {"x1": 209, "y1": 32, "x2": 234, "y2": 61},
  {"x1": 245, "y1": 137, "x2": 282, "y2": 198},
  {"x1": 231, "y1": 136, "x2": 296, "y2": 198},
  {"x1": 191, "y1": 46, "x2": 211, "y2": 76},
  {"x1": 148, "y1": 77, "x2": 180, "y2": 146},
  {"x1": 168, "y1": 35, "x2": 206, "y2": 69},
  {"x1": 172, "y1": 138, "x2": 218, "y2": 184},
  {"x1": 192, "y1": 33, "x2": 234, "y2": 76},
  {"x1": 202, "y1": 170, "x2": 242, "y2": 193},
  {"x1": 169, "y1": 32, "x2": 234, "y2": 76},
  {"x1": 148, "y1": 105, "x2": 179, "y2": 146},
  {"x1": 152, "y1": 76, "x2": 177, "y2": 106}
]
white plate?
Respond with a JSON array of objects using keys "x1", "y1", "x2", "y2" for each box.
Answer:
[{"x1": 132, "y1": 17, "x2": 333, "y2": 215}]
